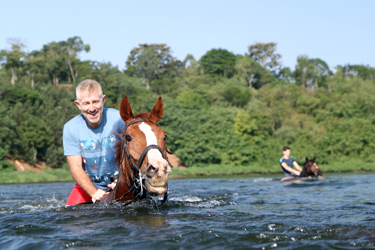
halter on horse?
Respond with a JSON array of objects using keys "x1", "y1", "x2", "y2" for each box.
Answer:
[
  {"x1": 101, "y1": 96, "x2": 172, "y2": 206},
  {"x1": 299, "y1": 157, "x2": 323, "y2": 178}
]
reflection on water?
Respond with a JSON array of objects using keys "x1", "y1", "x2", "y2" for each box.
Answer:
[{"x1": 0, "y1": 173, "x2": 375, "y2": 249}]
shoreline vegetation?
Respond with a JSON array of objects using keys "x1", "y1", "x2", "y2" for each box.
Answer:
[
  {"x1": 2, "y1": 38, "x2": 375, "y2": 186},
  {"x1": 1, "y1": 159, "x2": 374, "y2": 184}
]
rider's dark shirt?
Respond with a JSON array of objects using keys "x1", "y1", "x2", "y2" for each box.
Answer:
[{"x1": 279, "y1": 157, "x2": 296, "y2": 176}]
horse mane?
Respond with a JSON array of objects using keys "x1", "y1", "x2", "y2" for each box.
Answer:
[{"x1": 300, "y1": 160, "x2": 310, "y2": 177}]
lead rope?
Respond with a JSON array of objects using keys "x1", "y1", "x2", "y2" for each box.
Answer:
[{"x1": 138, "y1": 170, "x2": 144, "y2": 197}]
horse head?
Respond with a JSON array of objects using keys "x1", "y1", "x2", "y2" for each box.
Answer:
[
  {"x1": 300, "y1": 157, "x2": 323, "y2": 178},
  {"x1": 106, "y1": 96, "x2": 172, "y2": 203}
]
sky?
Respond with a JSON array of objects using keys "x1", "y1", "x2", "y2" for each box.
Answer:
[{"x1": 1, "y1": 0, "x2": 374, "y2": 71}]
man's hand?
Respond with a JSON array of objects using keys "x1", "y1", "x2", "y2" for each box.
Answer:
[
  {"x1": 107, "y1": 179, "x2": 117, "y2": 190},
  {"x1": 294, "y1": 170, "x2": 301, "y2": 176},
  {"x1": 91, "y1": 180, "x2": 118, "y2": 203},
  {"x1": 91, "y1": 189, "x2": 107, "y2": 203}
]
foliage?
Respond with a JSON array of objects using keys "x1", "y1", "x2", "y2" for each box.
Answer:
[
  {"x1": 248, "y1": 42, "x2": 282, "y2": 74},
  {"x1": 294, "y1": 55, "x2": 332, "y2": 88},
  {"x1": 235, "y1": 55, "x2": 277, "y2": 88},
  {"x1": 1, "y1": 37, "x2": 375, "y2": 182},
  {"x1": 199, "y1": 48, "x2": 236, "y2": 78},
  {"x1": 0, "y1": 39, "x2": 26, "y2": 84},
  {"x1": 221, "y1": 80, "x2": 251, "y2": 107},
  {"x1": 125, "y1": 44, "x2": 181, "y2": 89}
]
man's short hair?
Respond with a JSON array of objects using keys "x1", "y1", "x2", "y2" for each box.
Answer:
[
  {"x1": 76, "y1": 79, "x2": 103, "y2": 101},
  {"x1": 283, "y1": 146, "x2": 290, "y2": 151}
]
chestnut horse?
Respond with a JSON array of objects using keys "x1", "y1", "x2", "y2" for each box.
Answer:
[
  {"x1": 101, "y1": 96, "x2": 172, "y2": 205},
  {"x1": 299, "y1": 157, "x2": 323, "y2": 178}
]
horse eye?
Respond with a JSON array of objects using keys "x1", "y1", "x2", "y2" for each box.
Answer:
[
  {"x1": 125, "y1": 135, "x2": 132, "y2": 142},
  {"x1": 164, "y1": 134, "x2": 167, "y2": 141}
]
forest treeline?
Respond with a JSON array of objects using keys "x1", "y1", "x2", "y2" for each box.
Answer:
[{"x1": 1, "y1": 36, "x2": 375, "y2": 171}]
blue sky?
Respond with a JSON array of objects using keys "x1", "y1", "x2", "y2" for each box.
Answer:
[{"x1": 1, "y1": 0, "x2": 374, "y2": 71}]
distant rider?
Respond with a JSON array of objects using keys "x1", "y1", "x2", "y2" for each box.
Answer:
[{"x1": 279, "y1": 146, "x2": 302, "y2": 177}]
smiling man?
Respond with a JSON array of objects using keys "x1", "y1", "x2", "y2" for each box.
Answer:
[{"x1": 63, "y1": 79, "x2": 125, "y2": 206}]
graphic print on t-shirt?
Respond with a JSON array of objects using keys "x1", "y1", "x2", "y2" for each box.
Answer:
[{"x1": 79, "y1": 134, "x2": 119, "y2": 188}]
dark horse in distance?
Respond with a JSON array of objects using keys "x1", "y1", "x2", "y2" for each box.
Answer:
[
  {"x1": 101, "y1": 96, "x2": 172, "y2": 206},
  {"x1": 280, "y1": 157, "x2": 323, "y2": 182},
  {"x1": 299, "y1": 157, "x2": 323, "y2": 178}
]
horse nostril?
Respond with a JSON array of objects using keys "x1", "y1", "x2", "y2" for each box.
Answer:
[
  {"x1": 148, "y1": 165, "x2": 159, "y2": 173},
  {"x1": 165, "y1": 165, "x2": 172, "y2": 173}
]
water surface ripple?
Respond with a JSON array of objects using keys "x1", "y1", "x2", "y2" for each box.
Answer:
[{"x1": 1, "y1": 173, "x2": 375, "y2": 249}]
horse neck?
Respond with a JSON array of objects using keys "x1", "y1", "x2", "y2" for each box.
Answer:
[
  {"x1": 113, "y1": 158, "x2": 136, "y2": 201},
  {"x1": 300, "y1": 164, "x2": 309, "y2": 177}
]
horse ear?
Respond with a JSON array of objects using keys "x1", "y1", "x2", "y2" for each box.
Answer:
[
  {"x1": 306, "y1": 157, "x2": 309, "y2": 162},
  {"x1": 120, "y1": 96, "x2": 134, "y2": 122},
  {"x1": 313, "y1": 157, "x2": 316, "y2": 162},
  {"x1": 150, "y1": 96, "x2": 163, "y2": 123}
]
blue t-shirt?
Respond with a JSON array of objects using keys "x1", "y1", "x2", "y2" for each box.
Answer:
[
  {"x1": 63, "y1": 108, "x2": 125, "y2": 189},
  {"x1": 279, "y1": 157, "x2": 296, "y2": 175}
]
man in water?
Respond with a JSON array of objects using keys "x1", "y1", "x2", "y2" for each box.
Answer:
[
  {"x1": 279, "y1": 146, "x2": 302, "y2": 177},
  {"x1": 63, "y1": 79, "x2": 125, "y2": 206}
]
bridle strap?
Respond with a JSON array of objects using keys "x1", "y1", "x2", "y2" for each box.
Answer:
[
  {"x1": 137, "y1": 144, "x2": 166, "y2": 169},
  {"x1": 124, "y1": 119, "x2": 148, "y2": 132}
]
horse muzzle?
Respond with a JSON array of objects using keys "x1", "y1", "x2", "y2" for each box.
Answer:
[{"x1": 144, "y1": 162, "x2": 171, "y2": 196}]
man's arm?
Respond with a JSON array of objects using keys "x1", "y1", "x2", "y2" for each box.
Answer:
[
  {"x1": 66, "y1": 155, "x2": 107, "y2": 203},
  {"x1": 293, "y1": 161, "x2": 303, "y2": 171},
  {"x1": 281, "y1": 162, "x2": 301, "y2": 175}
]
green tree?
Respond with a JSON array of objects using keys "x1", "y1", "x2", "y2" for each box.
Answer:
[
  {"x1": 176, "y1": 89, "x2": 207, "y2": 107},
  {"x1": 24, "y1": 50, "x2": 45, "y2": 87},
  {"x1": 278, "y1": 67, "x2": 295, "y2": 84},
  {"x1": 236, "y1": 55, "x2": 276, "y2": 88},
  {"x1": 294, "y1": 55, "x2": 332, "y2": 88},
  {"x1": 0, "y1": 38, "x2": 26, "y2": 85},
  {"x1": 234, "y1": 108, "x2": 274, "y2": 142},
  {"x1": 125, "y1": 44, "x2": 179, "y2": 90},
  {"x1": 0, "y1": 103, "x2": 19, "y2": 161},
  {"x1": 19, "y1": 115, "x2": 51, "y2": 162},
  {"x1": 37, "y1": 37, "x2": 90, "y2": 85},
  {"x1": 181, "y1": 54, "x2": 200, "y2": 76},
  {"x1": 338, "y1": 64, "x2": 375, "y2": 81},
  {"x1": 248, "y1": 42, "x2": 282, "y2": 74},
  {"x1": 221, "y1": 83, "x2": 251, "y2": 107},
  {"x1": 61, "y1": 36, "x2": 90, "y2": 83},
  {"x1": 41, "y1": 42, "x2": 66, "y2": 85},
  {"x1": 199, "y1": 48, "x2": 236, "y2": 78}
]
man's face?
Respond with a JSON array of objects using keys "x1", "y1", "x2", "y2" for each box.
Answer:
[
  {"x1": 283, "y1": 149, "x2": 291, "y2": 157},
  {"x1": 75, "y1": 89, "x2": 106, "y2": 128}
]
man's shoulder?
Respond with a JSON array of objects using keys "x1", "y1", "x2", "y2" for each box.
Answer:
[
  {"x1": 104, "y1": 108, "x2": 121, "y2": 119},
  {"x1": 280, "y1": 157, "x2": 295, "y2": 163},
  {"x1": 63, "y1": 114, "x2": 87, "y2": 140},
  {"x1": 64, "y1": 114, "x2": 84, "y2": 128},
  {"x1": 105, "y1": 108, "x2": 119, "y2": 114},
  {"x1": 104, "y1": 108, "x2": 125, "y2": 130}
]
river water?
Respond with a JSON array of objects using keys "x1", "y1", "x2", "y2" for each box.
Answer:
[{"x1": 0, "y1": 173, "x2": 375, "y2": 249}]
